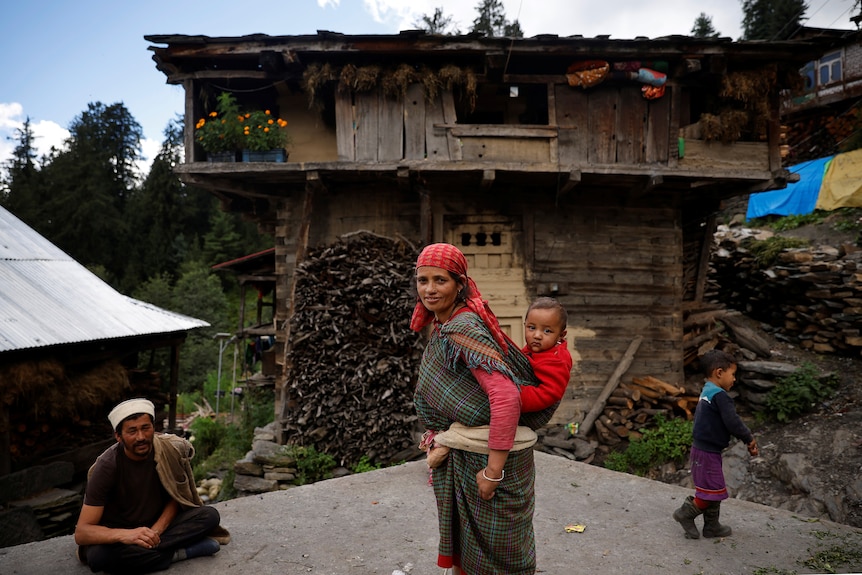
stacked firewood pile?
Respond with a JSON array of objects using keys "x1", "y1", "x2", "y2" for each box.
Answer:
[
  {"x1": 281, "y1": 231, "x2": 423, "y2": 467},
  {"x1": 708, "y1": 226, "x2": 862, "y2": 355},
  {"x1": 589, "y1": 375, "x2": 701, "y2": 446}
]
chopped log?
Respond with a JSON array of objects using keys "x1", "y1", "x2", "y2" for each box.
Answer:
[
  {"x1": 611, "y1": 387, "x2": 641, "y2": 402},
  {"x1": 606, "y1": 396, "x2": 634, "y2": 409},
  {"x1": 600, "y1": 414, "x2": 629, "y2": 438},
  {"x1": 721, "y1": 313, "x2": 772, "y2": 357},
  {"x1": 578, "y1": 336, "x2": 643, "y2": 437},
  {"x1": 622, "y1": 382, "x2": 662, "y2": 400},
  {"x1": 631, "y1": 375, "x2": 685, "y2": 396},
  {"x1": 593, "y1": 418, "x2": 621, "y2": 445}
]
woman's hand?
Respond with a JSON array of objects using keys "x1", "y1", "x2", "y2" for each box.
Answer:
[{"x1": 476, "y1": 467, "x2": 503, "y2": 500}]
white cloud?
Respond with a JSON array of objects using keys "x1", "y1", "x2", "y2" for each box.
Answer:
[
  {"x1": 0, "y1": 103, "x2": 70, "y2": 167},
  {"x1": 317, "y1": 0, "x2": 340, "y2": 7},
  {"x1": 136, "y1": 137, "x2": 161, "y2": 178}
]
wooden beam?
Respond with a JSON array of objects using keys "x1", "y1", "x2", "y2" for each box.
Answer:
[
  {"x1": 481, "y1": 169, "x2": 495, "y2": 191},
  {"x1": 397, "y1": 166, "x2": 410, "y2": 193},
  {"x1": 629, "y1": 174, "x2": 663, "y2": 199},
  {"x1": 556, "y1": 169, "x2": 581, "y2": 199},
  {"x1": 578, "y1": 336, "x2": 643, "y2": 438},
  {"x1": 279, "y1": 174, "x2": 317, "y2": 433}
]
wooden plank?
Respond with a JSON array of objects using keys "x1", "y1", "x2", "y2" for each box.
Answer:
[
  {"x1": 668, "y1": 84, "x2": 683, "y2": 167},
  {"x1": 185, "y1": 79, "x2": 197, "y2": 163},
  {"x1": 404, "y1": 83, "x2": 426, "y2": 160},
  {"x1": 440, "y1": 90, "x2": 461, "y2": 160},
  {"x1": 579, "y1": 336, "x2": 643, "y2": 437},
  {"x1": 425, "y1": 93, "x2": 449, "y2": 161},
  {"x1": 378, "y1": 91, "x2": 404, "y2": 161},
  {"x1": 354, "y1": 91, "x2": 379, "y2": 162},
  {"x1": 448, "y1": 125, "x2": 558, "y2": 138},
  {"x1": 334, "y1": 90, "x2": 355, "y2": 162},
  {"x1": 589, "y1": 89, "x2": 618, "y2": 164},
  {"x1": 615, "y1": 88, "x2": 646, "y2": 164},
  {"x1": 678, "y1": 139, "x2": 769, "y2": 170},
  {"x1": 645, "y1": 90, "x2": 670, "y2": 163},
  {"x1": 460, "y1": 137, "x2": 550, "y2": 162},
  {"x1": 555, "y1": 85, "x2": 589, "y2": 164}
]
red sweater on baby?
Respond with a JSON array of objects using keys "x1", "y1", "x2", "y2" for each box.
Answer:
[{"x1": 520, "y1": 341, "x2": 573, "y2": 412}]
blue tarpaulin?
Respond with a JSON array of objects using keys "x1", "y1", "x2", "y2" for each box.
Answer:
[{"x1": 746, "y1": 155, "x2": 833, "y2": 219}]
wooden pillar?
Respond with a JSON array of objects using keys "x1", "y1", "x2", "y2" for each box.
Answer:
[
  {"x1": 278, "y1": 173, "x2": 319, "y2": 439},
  {"x1": 168, "y1": 343, "x2": 180, "y2": 432}
]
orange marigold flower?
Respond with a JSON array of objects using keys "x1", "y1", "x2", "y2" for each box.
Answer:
[{"x1": 209, "y1": 111, "x2": 218, "y2": 117}]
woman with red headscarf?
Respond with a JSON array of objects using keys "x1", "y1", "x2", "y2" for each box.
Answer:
[{"x1": 411, "y1": 243, "x2": 557, "y2": 575}]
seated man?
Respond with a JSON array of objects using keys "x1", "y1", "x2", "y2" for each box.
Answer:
[{"x1": 75, "y1": 398, "x2": 229, "y2": 574}]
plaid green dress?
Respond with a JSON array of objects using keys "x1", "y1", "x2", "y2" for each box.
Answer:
[{"x1": 414, "y1": 310, "x2": 557, "y2": 575}]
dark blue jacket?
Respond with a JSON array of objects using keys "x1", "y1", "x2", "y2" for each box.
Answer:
[{"x1": 692, "y1": 382, "x2": 753, "y2": 453}]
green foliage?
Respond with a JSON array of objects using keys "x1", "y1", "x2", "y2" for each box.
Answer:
[
  {"x1": 195, "y1": 92, "x2": 243, "y2": 153},
  {"x1": 604, "y1": 415, "x2": 693, "y2": 476},
  {"x1": 764, "y1": 362, "x2": 840, "y2": 423},
  {"x1": 471, "y1": 0, "x2": 522, "y2": 37},
  {"x1": 413, "y1": 7, "x2": 459, "y2": 34},
  {"x1": 743, "y1": 236, "x2": 809, "y2": 267},
  {"x1": 290, "y1": 445, "x2": 337, "y2": 485},
  {"x1": 742, "y1": 0, "x2": 808, "y2": 40},
  {"x1": 195, "y1": 92, "x2": 289, "y2": 153},
  {"x1": 352, "y1": 455, "x2": 384, "y2": 473},
  {"x1": 691, "y1": 12, "x2": 720, "y2": 38},
  {"x1": 238, "y1": 110, "x2": 290, "y2": 152},
  {"x1": 799, "y1": 531, "x2": 862, "y2": 573},
  {"x1": 188, "y1": 416, "x2": 227, "y2": 462}
]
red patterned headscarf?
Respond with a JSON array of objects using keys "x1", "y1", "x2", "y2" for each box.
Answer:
[{"x1": 410, "y1": 243, "x2": 509, "y2": 352}]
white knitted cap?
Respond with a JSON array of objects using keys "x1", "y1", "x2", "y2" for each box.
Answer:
[{"x1": 108, "y1": 398, "x2": 155, "y2": 430}]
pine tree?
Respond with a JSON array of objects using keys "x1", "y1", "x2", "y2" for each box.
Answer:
[
  {"x1": 742, "y1": 0, "x2": 808, "y2": 40},
  {"x1": 691, "y1": 13, "x2": 721, "y2": 38},
  {"x1": 413, "y1": 6, "x2": 459, "y2": 34},
  {"x1": 471, "y1": 0, "x2": 522, "y2": 37}
]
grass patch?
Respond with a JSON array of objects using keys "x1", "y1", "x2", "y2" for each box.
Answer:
[
  {"x1": 604, "y1": 414, "x2": 692, "y2": 476},
  {"x1": 743, "y1": 236, "x2": 809, "y2": 267},
  {"x1": 764, "y1": 362, "x2": 840, "y2": 423}
]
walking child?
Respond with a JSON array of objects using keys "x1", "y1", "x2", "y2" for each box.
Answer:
[
  {"x1": 673, "y1": 349, "x2": 759, "y2": 539},
  {"x1": 520, "y1": 297, "x2": 573, "y2": 412}
]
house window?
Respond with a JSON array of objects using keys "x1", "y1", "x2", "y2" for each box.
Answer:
[{"x1": 818, "y1": 51, "x2": 842, "y2": 86}]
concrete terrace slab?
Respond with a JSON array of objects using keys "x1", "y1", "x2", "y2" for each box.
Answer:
[{"x1": 1, "y1": 451, "x2": 860, "y2": 575}]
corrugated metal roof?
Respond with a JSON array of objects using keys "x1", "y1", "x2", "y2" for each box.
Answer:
[{"x1": 0, "y1": 207, "x2": 209, "y2": 353}]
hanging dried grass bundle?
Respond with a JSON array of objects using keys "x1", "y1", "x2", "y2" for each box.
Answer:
[
  {"x1": 418, "y1": 64, "x2": 441, "y2": 104},
  {"x1": 699, "y1": 113, "x2": 723, "y2": 141},
  {"x1": 718, "y1": 109, "x2": 751, "y2": 143},
  {"x1": 438, "y1": 65, "x2": 463, "y2": 90},
  {"x1": 382, "y1": 63, "x2": 418, "y2": 99},
  {"x1": 353, "y1": 65, "x2": 381, "y2": 92},
  {"x1": 338, "y1": 63, "x2": 357, "y2": 93},
  {"x1": 303, "y1": 62, "x2": 339, "y2": 110},
  {"x1": 720, "y1": 67, "x2": 776, "y2": 109}
]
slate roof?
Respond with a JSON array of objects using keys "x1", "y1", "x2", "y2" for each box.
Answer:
[{"x1": 0, "y1": 206, "x2": 209, "y2": 353}]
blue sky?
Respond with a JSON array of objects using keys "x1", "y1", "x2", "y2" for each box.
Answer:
[{"x1": 1, "y1": 0, "x2": 856, "y2": 176}]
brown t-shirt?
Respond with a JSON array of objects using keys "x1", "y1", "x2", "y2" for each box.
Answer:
[{"x1": 84, "y1": 442, "x2": 169, "y2": 528}]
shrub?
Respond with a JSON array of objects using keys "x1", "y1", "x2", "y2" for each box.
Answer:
[
  {"x1": 744, "y1": 236, "x2": 808, "y2": 268},
  {"x1": 764, "y1": 362, "x2": 839, "y2": 422},
  {"x1": 604, "y1": 414, "x2": 693, "y2": 476},
  {"x1": 289, "y1": 445, "x2": 336, "y2": 485}
]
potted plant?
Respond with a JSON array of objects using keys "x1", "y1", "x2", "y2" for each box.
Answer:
[
  {"x1": 239, "y1": 109, "x2": 290, "y2": 162},
  {"x1": 195, "y1": 92, "x2": 243, "y2": 162}
]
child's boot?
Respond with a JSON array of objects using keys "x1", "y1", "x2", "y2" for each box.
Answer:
[
  {"x1": 702, "y1": 501, "x2": 732, "y2": 538},
  {"x1": 672, "y1": 495, "x2": 703, "y2": 539}
]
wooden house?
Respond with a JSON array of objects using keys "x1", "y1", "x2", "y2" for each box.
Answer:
[
  {"x1": 147, "y1": 31, "x2": 820, "y2": 428},
  {"x1": 781, "y1": 27, "x2": 862, "y2": 163}
]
